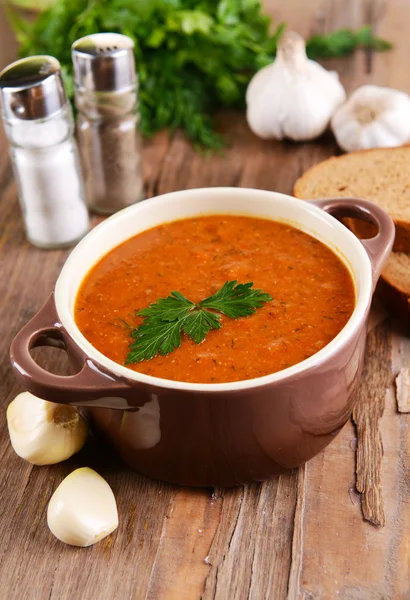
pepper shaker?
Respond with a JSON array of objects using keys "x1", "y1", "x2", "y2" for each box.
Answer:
[
  {"x1": 0, "y1": 56, "x2": 90, "y2": 249},
  {"x1": 72, "y1": 33, "x2": 144, "y2": 214}
]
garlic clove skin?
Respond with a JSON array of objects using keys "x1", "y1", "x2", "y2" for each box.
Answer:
[
  {"x1": 246, "y1": 31, "x2": 346, "y2": 141},
  {"x1": 331, "y1": 85, "x2": 410, "y2": 152},
  {"x1": 47, "y1": 467, "x2": 119, "y2": 547},
  {"x1": 7, "y1": 392, "x2": 88, "y2": 465}
]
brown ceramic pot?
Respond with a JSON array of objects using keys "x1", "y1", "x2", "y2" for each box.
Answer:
[{"x1": 10, "y1": 188, "x2": 394, "y2": 486}]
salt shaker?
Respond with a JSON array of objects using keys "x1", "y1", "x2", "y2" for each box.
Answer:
[
  {"x1": 72, "y1": 33, "x2": 144, "y2": 214},
  {"x1": 0, "y1": 56, "x2": 89, "y2": 249}
]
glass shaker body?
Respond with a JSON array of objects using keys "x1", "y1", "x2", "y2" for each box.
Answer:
[
  {"x1": 3, "y1": 103, "x2": 89, "y2": 249},
  {"x1": 75, "y1": 85, "x2": 144, "y2": 215}
]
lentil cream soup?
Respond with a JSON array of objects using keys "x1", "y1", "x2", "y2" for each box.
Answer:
[{"x1": 75, "y1": 215, "x2": 355, "y2": 383}]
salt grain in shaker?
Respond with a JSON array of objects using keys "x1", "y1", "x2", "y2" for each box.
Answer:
[
  {"x1": 72, "y1": 33, "x2": 144, "y2": 214},
  {"x1": 0, "y1": 56, "x2": 89, "y2": 249}
]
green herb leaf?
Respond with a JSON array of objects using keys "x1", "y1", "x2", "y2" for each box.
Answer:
[
  {"x1": 127, "y1": 317, "x2": 186, "y2": 363},
  {"x1": 137, "y1": 291, "x2": 195, "y2": 322},
  {"x1": 167, "y1": 10, "x2": 214, "y2": 35},
  {"x1": 182, "y1": 308, "x2": 221, "y2": 344},
  {"x1": 12, "y1": 1, "x2": 391, "y2": 149},
  {"x1": 306, "y1": 25, "x2": 392, "y2": 60},
  {"x1": 126, "y1": 280, "x2": 272, "y2": 364},
  {"x1": 200, "y1": 280, "x2": 272, "y2": 318}
]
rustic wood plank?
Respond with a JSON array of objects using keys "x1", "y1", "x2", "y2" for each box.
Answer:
[
  {"x1": 352, "y1": 324, "x2": 391, "y2": 527},
  {"x1": 286, "y1": 466, "x2": 306, "y2": 600},
  {"x1": 0, "y1": 2, "x2": 409, "y2": 599},
  {"x1": 0, "y1": 5, "x2": 19, "y2": 72},
  {"x1": 46, "y1": 472, "x2": 175, "y2": 600},
  {"x1": 144, "y1": 488, "x2": 222, "y2": 600},
  {"x1": 390, "y1": 329, "x2": 410, "y2": 600},
  {"x1": 201, "y1": 475, "x2": 297, "y2": 600},
  {"x1": 265, "y1": 0, "x2": 324, "y2": 38},
  {"x1": 372, "y1": 0, "x2": 410, "y2": 94},
  {"x1": 142, "y1": 130, "x2": 172, "y2": 199},
  {"x1": 395, "y1": 368, "x2": 410, "y2": 413},
  {"x1": 248, "y1": 474, "x2": 297, "y2": 600}
]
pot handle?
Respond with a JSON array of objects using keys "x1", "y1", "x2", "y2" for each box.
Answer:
[
  {"x1": 310, "y1": 197, "x2": 395, "y2": 289},
  {"x1": 10, "y1": 294, "x2": 135, "y2": 408}
]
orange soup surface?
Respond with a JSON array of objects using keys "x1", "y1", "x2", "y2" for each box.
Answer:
[{"x1": 75, "y1": 215, "x2": 355, "y2": 383}]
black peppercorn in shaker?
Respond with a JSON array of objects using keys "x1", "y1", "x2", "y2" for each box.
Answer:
[{"x1": 72, "y1": 33, "x2": 144, "y2": 214}]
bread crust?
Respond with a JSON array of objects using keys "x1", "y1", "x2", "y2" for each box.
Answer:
[
  {"x1": 294, "y1": 147, "x2": 410, "y2": 326},
  {"x1": 293, "y1": 147, "x2": 410, "y2": 253},
  {"x1": 378, "y1": 275, "x2": 410, "y2": 329},
  {"x1": 349, "y1": 219, "x2": 410, "y2": 253},
  {"x1": 294, "y1": 146, "x2": 410, "y2": 196}
]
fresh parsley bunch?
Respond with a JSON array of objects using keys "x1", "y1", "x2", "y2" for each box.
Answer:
[{"x1": 9, "y1": 0, "x2": 391, "y2": 149}]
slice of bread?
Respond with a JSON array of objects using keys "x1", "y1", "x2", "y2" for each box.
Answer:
[
  {"x1": 293, "y1": 147, "x2": 410, "y2": 252},
  {"x1": 294, "y1": 147, "x2": 410, "y2": 326},
  {"x1": 378, "y1": 253, "x2": 410, "y2": 326}
]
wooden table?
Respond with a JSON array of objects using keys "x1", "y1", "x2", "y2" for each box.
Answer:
[{"x1": 0, "y1": 2, "x2": 409, "y2": 599}]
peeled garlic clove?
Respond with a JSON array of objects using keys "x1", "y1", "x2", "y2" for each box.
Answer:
[
  {"x1": 7, "y1": 391, "x2": 88, "y2": 465},
  {"x1": 47, "y1": 467, "x2": 119, "y2": 547},
  {"x1": 246, "y1": 31, "x2": 346, "y2": 141},
  {"x1": 331, "y1": 85, "x2": 410, "y2": 152}
]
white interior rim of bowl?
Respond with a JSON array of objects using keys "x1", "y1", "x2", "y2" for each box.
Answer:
[{"x1": 55, "y1": 188, "x2": 373, "y2": 392}]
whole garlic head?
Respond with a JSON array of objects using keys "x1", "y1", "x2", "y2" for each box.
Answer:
[
  {"x1": 331, "y1": 85, "x2": 410, "y2": 152},
  {"x1": 246, "y1": 31, "x2": 346, "y2": 141},
  {"x1": 47, "y1": 467, "x2": 118, "y2": 547},
  {"x1": 7, "y1": 392, "x2": 88, "y2": 465}
]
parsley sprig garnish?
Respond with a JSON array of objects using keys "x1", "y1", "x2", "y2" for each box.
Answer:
[{"x1": 126, "y1": 281, "x2": 272, "y2": 364}]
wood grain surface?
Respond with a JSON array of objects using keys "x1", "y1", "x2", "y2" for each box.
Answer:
[
  {"x1": 0, "y1": 2, "x2": 409, "y2": 599},
  {"x1": 352, "y1": 324, "x2": 391, "y2": 528},
  {"x1": 396, "y1": 368, "x2": 410, "y2": 413}
]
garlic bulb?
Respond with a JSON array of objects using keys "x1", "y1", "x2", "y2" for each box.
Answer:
[
  {"x1": 246, "y1": 31, "x2": 346, "y2": 141},
  {"x1": 47, "y1": 467, "x2": 119, "y2": 547},
  {"x1": 331, "y1": 85, "x2": 410, "y2": 152},
  {"x1": 7, "y1": 392, "x2": 88, "y2": 465}
]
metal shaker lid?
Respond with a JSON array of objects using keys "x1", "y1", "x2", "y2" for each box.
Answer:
[
  {"x1": 0, "y1": 56, "x2": 66, "y2": 120},
  {"x1": 72, "y1": 33, "x2": 136, "y2": 92}
]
